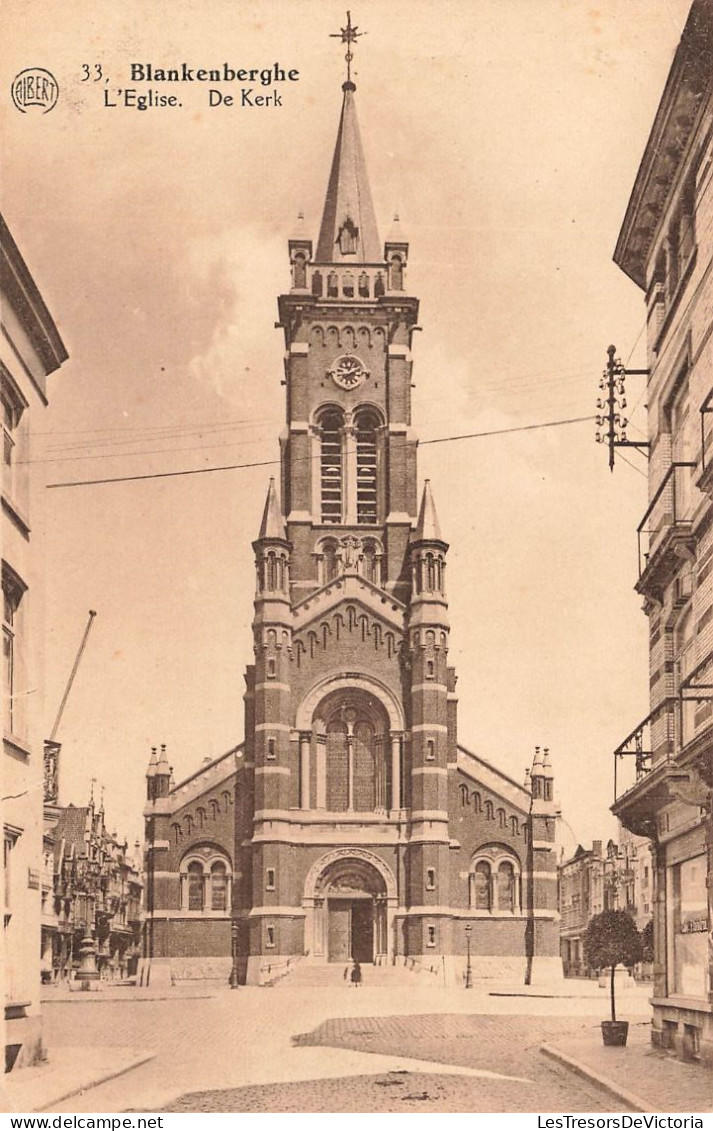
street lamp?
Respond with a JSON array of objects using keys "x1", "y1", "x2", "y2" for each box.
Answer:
[
  {"x1": 464, "y1": 921, "x2": 473, "y2": 989},
  {"x1": 229, "y1": 920, "x2": 240, "y2": 989}
]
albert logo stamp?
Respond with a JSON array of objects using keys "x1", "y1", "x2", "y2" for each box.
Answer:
[{"x1": 11, "y1": 68, "x2": 59, "y2": 113}]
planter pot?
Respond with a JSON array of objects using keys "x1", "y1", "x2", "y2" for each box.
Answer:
[{"x1": 601, "y1": 1020, "x2": 629, "y2": 1047}]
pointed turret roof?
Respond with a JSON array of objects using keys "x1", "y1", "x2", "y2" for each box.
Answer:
[
  {"x1": 258, "y1": 478, "x2": 286, "y2": 540},
  {"x1": 415, "y1": 480, "x2": 443, "y2": 543},
  {"x1": 315, "y1": 83, "x2": 381, "y2": 264}
]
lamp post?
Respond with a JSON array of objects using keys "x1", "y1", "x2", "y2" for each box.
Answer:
[
  {"x1": 464, "y1": 921, "x2": 473, "y2": 989},
  {"x1": 229, "y1": 919, "x2": 240, "y2": 988}
]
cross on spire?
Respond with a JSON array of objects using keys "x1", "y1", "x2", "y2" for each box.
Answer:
[{"x1": 330, "y1": 11, "x2": 365, "y2": 87}]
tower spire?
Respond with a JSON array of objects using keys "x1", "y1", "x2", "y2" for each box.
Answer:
[
  {"x1": 414, "y1": 480, "x2": 444, "y2": 544},
  {"x1": 316, "y1": 16, "x2": 380, "y2": 264},
  {"x1": 257, "y1": 477, "x2": 286, "y2": 541}
]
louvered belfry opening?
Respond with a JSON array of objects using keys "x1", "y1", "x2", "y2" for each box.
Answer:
[
  {"x1": 320, "y1": 409, "x2": 344, "y2": 523},
  {"x1": 355, "y1": 409, "x2": 379, "y2": 524}
]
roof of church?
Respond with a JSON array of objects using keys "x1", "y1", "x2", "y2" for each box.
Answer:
[
  {"x1": 414, "y1": 480, "x2": 443, "y2": 543},
  {"x1": 167, "y1": 744, "x2": 243, "y2": 811},
  {"x1": 457, "y1": 744, "x2": 530, "y2": 812},
  {"x1": 315, "y1": 84, "x2": 382, "y2": 264},
  {"x1": 258, "y1": 477, "x2": 286, "y2": 540}
]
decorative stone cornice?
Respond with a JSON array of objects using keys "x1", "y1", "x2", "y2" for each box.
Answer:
[{"x1": 613, "y1": 2, "x2": 712, "y2": 289}]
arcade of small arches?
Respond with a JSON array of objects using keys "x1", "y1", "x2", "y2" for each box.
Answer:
[
  {"x1": 179, "y1": 849, "x2": 232, "y2": 914},
  {"x1": 314, "y1": 404, "x2": 384, "y2": 526},
  {"x1": 296, "y1": 685, "x2": 403, "y2": 813},
  {"x1": 290, "y1": 260, "x2": 404, "y2": 299},
  {"x1": 315, "y1": 534, "x2": 383, "y2": 586}
]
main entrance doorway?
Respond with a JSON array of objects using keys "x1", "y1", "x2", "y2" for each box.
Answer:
[
  {"x1": 327, "y1": 898, "x2": 374, "y2": 963},
  {"x1": 309, "y1": 855, "x2": 390, "y2": 963}
]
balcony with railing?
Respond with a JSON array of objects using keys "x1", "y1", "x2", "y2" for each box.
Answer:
[
  {"x1": 697, "y1": 390, "x2": 713, "y2": 498},
  {"x1": 611, "y1": 699, "x2": 676, "y2": 837},
  {"x1": 636, "y1": 461, "x2": 697, "y2": 599}
]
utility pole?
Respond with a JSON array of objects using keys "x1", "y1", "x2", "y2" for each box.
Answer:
[{"x1": 595, "y1": 345, "x2": 649, "y2": 471}]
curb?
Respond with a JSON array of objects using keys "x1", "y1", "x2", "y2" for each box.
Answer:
[
  {"x1": 4, "y1": 1050, "x2": 156, "y2": 1114},
  {"x1": 36, "y1": 1052, "x2": 156, "y2": 1113},
  {"x1": 540, "y1": 1045, "x2": 654, "y2": 1113}
]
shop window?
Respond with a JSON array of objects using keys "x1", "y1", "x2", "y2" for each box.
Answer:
[{"x1": 671, "y1": 855, "x2": 707, "y2": 998}]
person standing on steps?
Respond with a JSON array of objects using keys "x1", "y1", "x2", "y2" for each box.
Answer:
[{"x1": 351, "y1": 960, "x2": 363, "y2": 988}]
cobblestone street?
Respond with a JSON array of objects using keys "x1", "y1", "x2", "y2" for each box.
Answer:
[{"x1": 37, "y1": 982, "x2": 653, "y2": 1112}]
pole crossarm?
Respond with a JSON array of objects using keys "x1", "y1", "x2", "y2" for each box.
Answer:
[{"x1": 595, "y1": 345, "x2": 650, "y2": 471}]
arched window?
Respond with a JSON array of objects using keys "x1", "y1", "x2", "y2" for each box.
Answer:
[
  {"x1": 319, "y1": 694, "x2": 390, "y2": 813},
  {"x1": 388, "y1": 255, "x2": 403, "y2": 291},
  {"x1": 320, "y1": 539, "x2": 339, "y2": 584},
  {"x1": 497, "y1": 861, "x2": 515, "y2": 913},
  {"x1": 312, "y1": 271, "x2": 323, "y2": 297},
  {"x1": 181, "y1": 853, "x2": 232, "y2": 913},
  {"x1": 210, "y1": 861, "x2": 228, "y2": 911},
  {"x1": 187, "y1": 861, "x2": 204, "y2": 911},
  {"x1": 469, "y1": 849, "x2": 521, "y2": 914},
  {"x1": 358, "y1": 272, "x2": 370, "y2": 298},
  {"x1": 353, "y1": 720, "x2": 376, "y2": 811},
  {"x1": 326, "y1": 719, "x2": 348, "y2": 811},
  {"x1": 355, "y1": 410, "x2": 379, "y2": 525},
  {"x1": 293, "y1": 253, "x2": 306, "y2": 289},
  {"x1": 342, "y1": 272, "x2": 354, "y2": 298},
  {"x1": 319, "y1": 410, "x2": 344, "y2": 524},
  {"x1": 470, "y1": 862, "x2": 491, "y2": 911},
  {"x1": 360, "y1": 540, "x2": 381, "y2": 585},
  {"x1": 327, "y1": 271, "x2": 339, "y2": 298},
  {"x1": 374, "y1": 272, "x2": 385, "y2": 297}
]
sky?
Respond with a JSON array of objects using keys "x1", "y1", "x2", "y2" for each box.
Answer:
[{"x1": 2, "y1": 0, "x2": 695, "y2": 850}]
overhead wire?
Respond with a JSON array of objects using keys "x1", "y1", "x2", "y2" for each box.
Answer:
[{"x1": 46, "y1": 413, "x2": 595, "y2": 489}]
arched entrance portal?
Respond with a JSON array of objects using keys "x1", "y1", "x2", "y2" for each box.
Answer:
[{"x1": 306, "y1": 855, "x2": 392, "y2": 963}]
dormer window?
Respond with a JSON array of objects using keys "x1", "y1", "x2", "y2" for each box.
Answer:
[{"x1": 337, "y1": 217, "x2": 359, "y2": 255}]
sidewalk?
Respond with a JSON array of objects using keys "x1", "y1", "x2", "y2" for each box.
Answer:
[
  {"x1": 542, "y1": 1022, "x2": 712, "y2": 1113},
  {"x1": 2, "y1": 1048, "x2": 155, "y2": 1114}
]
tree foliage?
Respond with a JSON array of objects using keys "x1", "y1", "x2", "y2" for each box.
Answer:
[
  {"x1": 584, "y1": 910, "x2": 642, "y2": 971},
  {"x1": 640, "y1": 918, "x2": 654, "y2": 964}
]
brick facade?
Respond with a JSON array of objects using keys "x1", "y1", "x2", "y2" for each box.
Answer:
[{"x1": 143, "y1": 74, "x2": 561, "y2": 988}]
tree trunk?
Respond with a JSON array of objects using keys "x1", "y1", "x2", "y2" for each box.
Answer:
[{"x1": 610, "y1": 963, "x2": 616, "y2": 1022}]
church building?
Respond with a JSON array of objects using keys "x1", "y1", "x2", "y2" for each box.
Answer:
[{"x1": 143, "y1": 42, "x2": 561, "y2": 987}]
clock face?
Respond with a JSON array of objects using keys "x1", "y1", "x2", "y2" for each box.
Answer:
[{"x1": 328, "y1": 354, "x2": 368, "y2": 390}]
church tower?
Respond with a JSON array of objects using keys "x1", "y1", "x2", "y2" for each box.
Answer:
[{"x1": 229, "y1": 16, "x2": 561, "y2": 986}]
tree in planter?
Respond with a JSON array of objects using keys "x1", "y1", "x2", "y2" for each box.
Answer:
[
  {"x1": 640, "y1": 918, "x2": 654, "y2": 965},
  {"x1": 584, "y1": 910, "x2": 642, "y2": 1030}
]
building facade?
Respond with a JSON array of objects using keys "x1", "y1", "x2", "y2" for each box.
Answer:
[
  {"x1": 559, "y1": 832, "x2": 653, "y2": 976},
  {"x1": 144, "y1": 70, "x2": 562, "y2": 988},
  {"x1": 611, "y1": 0, "x2": 713, "y2": 1065},
  {"x1": 42, "y1": 799, "x2": 142, "y2": 984},
  {"x1": 2, "y1": 214, "x2": 68, "y2": 1070}
]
